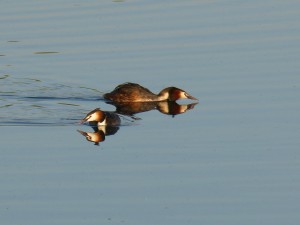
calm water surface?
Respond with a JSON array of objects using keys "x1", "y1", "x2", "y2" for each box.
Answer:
[{"x1": 1, "y1": 0, "x2": 300, "y2": 225}]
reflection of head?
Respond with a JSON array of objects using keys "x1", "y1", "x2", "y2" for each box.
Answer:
[
  {"x1": 157, "y1": 101, "x2": 198, "y2": 116},
  {"x1": 77, "y1": 125, "x2": 120, "y2": 145},
  {"x1": 77, "y1": 129, "x2": 105, "y2": 145}
]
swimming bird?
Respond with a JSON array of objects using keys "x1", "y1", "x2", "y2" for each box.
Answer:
[{"x1": 103, "y1": 82, "x2": 198, "y2": 103}]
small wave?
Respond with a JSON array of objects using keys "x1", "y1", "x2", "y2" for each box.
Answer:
[{"x1": 0, "y1": 75, "x2": 105, "y2": 126}]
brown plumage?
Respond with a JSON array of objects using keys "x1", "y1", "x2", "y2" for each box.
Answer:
[{"x1": 103, "y1": 82, "x2": 198, "y2": 103}]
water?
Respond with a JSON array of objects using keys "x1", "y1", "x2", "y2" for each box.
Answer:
[{"x1": 1, "y1": 0, "x2": 300, "y2": 224}]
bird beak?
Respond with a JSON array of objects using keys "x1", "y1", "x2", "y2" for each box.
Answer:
[
  {"x1": 79, "y1": 119, "x2": 86, "y2": 124},
  {"x1": 78, "y1": 119, "x2": 86, "y2": 124},
  {"x1": 79, "y1": 116, "x2": 89, "y2": 124}
]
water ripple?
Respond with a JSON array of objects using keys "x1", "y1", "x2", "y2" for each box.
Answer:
[{"x1": 0, "y1": 75, "x2": 104, "y2": 126}]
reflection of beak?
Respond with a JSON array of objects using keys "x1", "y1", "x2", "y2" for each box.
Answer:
[
  {"x1": 77, "y1": 129, "x2": 88, "y2": 137},
  {"x1": 174, "y1": 102, "x2": 198, "y2": 114},
  {"x1": 157, "y1": 101, "x2": 198, "y2": 116},
  {"x1": 186, "y1": 93, "x2": 198, "y2": 101},
  {"x1": 186, "y1": 102, "x2": 198, "y2": 110}
]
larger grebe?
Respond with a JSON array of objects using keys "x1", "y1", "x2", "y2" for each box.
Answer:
[{"x1": 103, "y1": 83, "x2": 198, "y2": 103}]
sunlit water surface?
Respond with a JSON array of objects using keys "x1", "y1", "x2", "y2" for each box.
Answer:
[{"x1": 1, "y1": 1, "x2": 300, "y2": 225}]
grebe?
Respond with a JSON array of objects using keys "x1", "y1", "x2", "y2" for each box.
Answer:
[
  {"x1": 103, "y1": 82, "x2": 198, "y2": 103},
  {"x1": 80, "y1": 108, "x2": 121, "y2": 126}
]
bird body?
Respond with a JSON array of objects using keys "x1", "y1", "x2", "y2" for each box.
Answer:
[{"x1": 103, "y1": 83, "x2": 197, "y2": 103}]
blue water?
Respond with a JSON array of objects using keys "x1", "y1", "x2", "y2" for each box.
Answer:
[{"x1": 1, "y1": 0, "x2": 300, "y2": 225}]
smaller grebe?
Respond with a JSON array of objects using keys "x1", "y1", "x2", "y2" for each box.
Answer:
[
  {"x1": 80, "y1": 108, "x2": 121, "y2": 126},
  {"x1": 103, "y1": 82, "x2": 198, "y2": 102}
]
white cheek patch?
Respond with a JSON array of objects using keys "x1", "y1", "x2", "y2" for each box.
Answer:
[
  {"x1": 88, "y1": 113, "x2": 100, "y2": 122},
  {"x1": 91, "y1": 114, "x2": 98, "y2": 121},
  {"x1": 158, "y1": 91, "x2": 169, "y2": 101},
  {"x1": 181, "y1": 92, "x2": 188, "y2": 99}
]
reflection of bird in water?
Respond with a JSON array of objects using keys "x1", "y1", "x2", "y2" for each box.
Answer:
[
  {"x1": 77, "y1": 125, "x2": 120, "y2": 145},
  {"x1": 77, "y1": 129, "x2": 105, "y2": 145},
  {"x1": 157, "y1": 101, "x2": 198, "y2": 117},
  {"x1": 106, "y1": 101, "x2": 198, "y2": 117},
  {"x1": 106, "y1": 101, "x2": 158, "y2": 116},
  {"x1": 104, "y1": 82, "x2": 198, "y2": 102}
]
